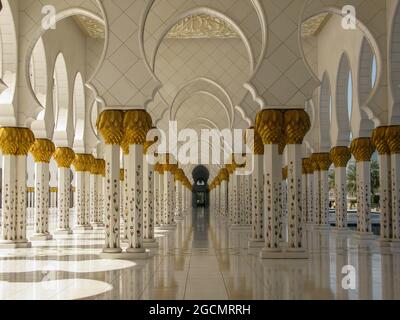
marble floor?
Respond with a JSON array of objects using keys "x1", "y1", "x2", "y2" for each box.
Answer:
[{"x1": 0, "y1": 209, "x2": 400, "y2": 300}]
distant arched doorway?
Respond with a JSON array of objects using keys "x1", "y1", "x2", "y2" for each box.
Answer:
[{"x1": 192, "y1": 165, "x2": 210, "y2": 208}]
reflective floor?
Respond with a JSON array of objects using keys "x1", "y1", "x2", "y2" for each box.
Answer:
[{"x1": 1, "y1": 208, "x2": 400, "y2": 300}]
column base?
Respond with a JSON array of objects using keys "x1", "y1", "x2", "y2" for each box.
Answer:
[
  {"x1": 260, "y1": 247, "x2": 308, "y2": 260},
  {"x1": 0, "y1": 240, "x2": 32, "y2": 249},
  {"x1": 248, "y1": 240, "x2": 265, "y2": 248},
  {"x1": 160, "y1": 224, "x2": 177, "y2": 230},
  {"x1": 376, "y1": 239, "x2": 393, "y2": 254},
  {"x1": 125, "y1": 248, "x2": 150, "y2": 259},
  {"x1": 230, "y1": 224, "x2": 250, "y2": 231},
  {"x1": 30, "y1": 234, "x2": 53, "y2": 241},
  {"x1": 91, "y1": 223, "x2": 104, "y2": 230},
  {"x1": 331, "y1": 228, "x2": 350, "y2": 236},
  {"x1": 74, "y1": 225, "x2": 93, "y2": 233},
  {"x1": 390, "y1": 240, "x2": 400, "y2": 253},
  {"x1": 352, "y1": 232, "x2": 376, "y2": 241},
  {"x1": 102, "y1": 248, "x2": 122, "y2": 255},
  {"x1": 54, "y1": 229, "x2": 73, "y2": 236},
  {"x1": 143, "y1": 239, "x2": 159, "y2": 248},
  {"x1": 313, "y1": 224, "x2": 331, "y2": 230}
]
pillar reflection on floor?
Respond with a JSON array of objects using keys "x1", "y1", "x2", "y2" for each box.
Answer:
[{"x1": 1, "y1": 208, "x2": 400, "y2": 300}]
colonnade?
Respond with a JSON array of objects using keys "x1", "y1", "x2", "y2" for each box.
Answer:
[
  {"x1": 210, "y1": 111, "x2": 400, "y2": 258},
  {"x1": 0, "y1": 112, "x2": 193, "y2": 253}
]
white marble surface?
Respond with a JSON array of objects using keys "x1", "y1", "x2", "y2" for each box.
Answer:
[{"x1": 0, "y1": 209, "x2": 399, "y2": 300}]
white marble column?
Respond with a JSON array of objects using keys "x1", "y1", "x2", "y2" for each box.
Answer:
[
  {"x1": 30, "y1": 139, "x2": 55, "y2": 241},
  {"x1": 317, "y1": 154, "x2": 331, "y2": 228},
  {"x1": 244, "y1": 174, "x2": 252, "y2": 225},
  {"x1": 306, "y1": 168, "x2": 314, "y2": 224},
  {"x1": 53, "y1": 148, "x2": 75, "y2": 235},
  {"x1": 249, "y1": 153, "x2": 264, "y2": 248},
  {"x1": 0, "y1": 128, "x2": 35, "y2": 248},
  {"x1": 73, "y1": 154, "x2": 94, "y2": 233},
  {"x1": 123, "y1": 110, "x2": 152, "y2": 258},
  {"x1": 158, "y1": 168, "x2": 165, "y2": 225},
  {"x1": 284, "y1": 110, "x2": 310, "y2": 255},
  {"x1": 256, "y1": 110, "x2": 284, "y2": 257},
  {"x1": 92, "y1": 159, "x2": 105, "y2": 229},
  {"x1": 98, "y1": 110, "x2": 124, "y2": 255},
  {"x1": 350, "y1": 138, "x2": 375, "y2": 238},
  {"x1": 162, "y1": 159, "x2": 176, "y2": 229},
  {"x1": 219, "y1": 169, "x2": 229, "y2": 221},
  {"x1": 143, "y1": 144, "x2": 157, "y2": 247},
  {"x1": 229, "y1": 165, "x2": 240, "y2": 227},
  {"x1": 330, "y1": 147, "x2": 351, "y2": 230},
  {"x1": 154, "y1": 166, "x2": 161, "y2": 226},
  {"x1": 174, "y1": 169, "x2": 185, "y2": 221},
  {"x1": 311, "y1": 156, "x2": 321, "y2": 225},
  {"x1": 301, "y1": 159, "x2": 308, "y2": 225},
  {"x1": 121, "y1": 152, "x2": 129, "y2": 240},
  {"x1": 386, "y1": 127, "x2": 400, "y2": 241}
]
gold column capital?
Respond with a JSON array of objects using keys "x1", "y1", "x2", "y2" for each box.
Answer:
[
  {"x1": 97, "y1": 110, "x2": 125, "y2": 145},
  {"x1": 302, "y1": 159, "x2": 308, "y2": 175},
  {"x1": 73, "y1": 154, "x2": 95, "y2": 172},
  {"x1": 30, "y1": 139, "x2": 56, "y2": 163},
  {"x1": 350, "y1": 138, "x2": 375, "y2": 162},
  {"x1": 161, "y1": 154, "x2": 178, "y2": 173},
  {"x1": 284, "y1": 109, "x2": 310, "y2": 145},
  {"x1": 385, "y1": 126, "x2": 400, "y2": 155},
  {"x1": 0, "y1": 127, "x2": 35, "y2": 156},
  {"x1": 53, "y1": 147, "x2": 75, "y2": 168},
  {"x1": 123, "y1": 110, "x2": 153, "y2": 145},
  {"x1": 315, "y1": 153, "x2": 332, "y2": 171},
  {"x1": 120, "y1": 169, "x2": 125, "y2": 181},
  {"x1": 255, "y1": 109, "x2": 284, "y2": 145},
  {"x1": 330, "y1": 146, "x2": 351, "y2": 168},
  {"x1": 246, "y1": 127, "x2": 264, "y2": 155},
  {"x1": 174, "y1": 168, "x2": 185, "y2": 182},
  {"x1": 219, "y1": 168, "x2": 229, "y2": 182},
  {"x1": 91, "y1": 159, "x2": 105, "y2": 175},
  {"x1": 372, "y1": 127, "x2": 390, "y2": 155},
  {"x1": 310, "y1": 153, "x2": 320, "y2": 172}
]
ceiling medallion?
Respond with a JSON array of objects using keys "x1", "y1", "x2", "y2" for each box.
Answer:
[
  {"x1": 74, "y1": 15, "x2": 105, "y2": 39},
  {"x1": 167, "y1": 14, "x2": 239, "y2": 39}
]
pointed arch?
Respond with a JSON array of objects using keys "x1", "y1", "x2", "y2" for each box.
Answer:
[
  {"x1": 319, "y1": 72, "x2": 332, "y2": 151},
  {"x1": 53, "y1": 53, "x2": 69, "y2": 131}
]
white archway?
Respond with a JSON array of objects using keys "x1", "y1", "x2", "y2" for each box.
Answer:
[{"x1": 53, "y1": 53, "x2": 69, "y2": 133}]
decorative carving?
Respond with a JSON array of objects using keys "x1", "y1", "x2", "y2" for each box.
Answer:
[
  {"x1": 330, "y1": 147, "x2": 352, "y2": 168},
  {"x1": 167, "y1": 14, "x2": 239, "y2": 39},
  {"x1": 53, "y1": 147, "x2": 75, "y2": 168},
  {"x1": 284, "y1": 110, "x2": 311, "y2": 145},
  {"x1": 74, "y1": 15, "x2": 105, "y2": 39},
  {"x1": 30, "y1": 139, "x2": 55, "y2": 163},
  {"x1": 91, "y1": 159, "x2": 105, "y2": 175},
  {"x1": 73, "y1": 154, "x2": 95, "y2": 172},
  {"x1": 350, "y1": 138, "x2": 375, "y2": 162},
  {"x1": 386, "y1": 126, "x2": 400, "y2": 155},
  {"x1": 372, "y1": 127, "x2": 391, "y2": 155},
  {"x1": 97, "y1": 110, "x2": 124, "y2": 145},
  {"x1": 0, "y1": 127, "x2": 35, "y2": 156},
  {"x1": 256, "y1": 110, "x2": 284, "y2": 145},
  {"x1": 245, "y1": 127, "x2": 264, "y2": 155},
  {"x1": 120, "y1": 169, "x2": 125, "y2": 181},
  {"x1": 124, "y1": 110, "x2": 153, "y2": 145},
  {"x1": 302, "y1": 13, "x2": 331, "y2": 38}
]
